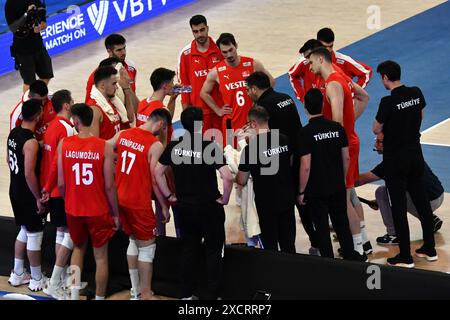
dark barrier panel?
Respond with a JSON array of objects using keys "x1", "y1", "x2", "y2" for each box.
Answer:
[{"x1": 1, "y1": 216, "x2": 450, "y2": 299}]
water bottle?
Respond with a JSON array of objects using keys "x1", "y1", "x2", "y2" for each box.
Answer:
[{"x1": 172, "y1": 85, "x2": 192, "y2": 93}]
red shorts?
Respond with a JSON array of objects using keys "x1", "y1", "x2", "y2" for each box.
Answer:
[
  {"x1": 203, "y1": 113, "x2": 223, "y2": 142},
  {"x1": 346, "y1": 142, "x2": 360, "y2": 188},
  {"x1": 66, "y1": 213, "x2": 115, "y2": 248},
  {"x1": 120, "y1": 206, "x2": 156, "y2": 241}
]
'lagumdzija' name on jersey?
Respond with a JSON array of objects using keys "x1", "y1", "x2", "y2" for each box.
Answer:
[
  {"x1": 314, "y1": 131, "x2": 339, "y2": 141},
  {"x1": 65, "y1": 150, "x2": 100, "y2": 160},
  {"x1": 119, "y1": 138, "x2": 145, "y2": 153}
]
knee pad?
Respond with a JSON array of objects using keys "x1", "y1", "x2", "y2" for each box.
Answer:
[
  {"x1": 127, "y1": 238, "x2": 138, "y2": 256},
  {"x1": 61, "y1": 232, "x2": 74, "y2": 250},
  {"x1": 138, "y1": 243, "x2": 156, "y2": 263},
  {"x1": 350, "y1": 188, "x2": 361, "y2": 207},
  {"x1": 56, "y1": 231, "x2": 65, "y2": 246},
  {"x1": 16, "y1": 226, "x2": 28, "y2": 243},
  {"x1": 26, "y1": 232, "x2": 43, "y2": 251}
]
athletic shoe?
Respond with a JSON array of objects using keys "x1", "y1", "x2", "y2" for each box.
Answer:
[
  {"x1": 130, "y1": 288, "x2": 140, "y2": 300},
  {"x1": 308, "y1": 247, "x2": 320, "y2": 256},
  {"x1": 433, "y1": 216, "x2": 443, "y2": 233},
  {"x1": 376, "y1": 234, "x2": 398, "y2": 246},
  {"x1": 346, "y1": 251, "x2": 369, "y2": 262},
  {"x1": 8, "y1": 270, "x2": 31, "y2": 287},
  {"x1": 363, "y1": 241, "x2": 373, "y2": 255},
  {"x1": 43, "y1": 282, "x2": 69, "y2": 300},
  {"x1": 386, "y1": 254, "x2": 415, "y2": 268},
  {"x1": 415, "y1": 246, "x2": 438, "y2": 262},
  {"x1": 28, "y1": 276, "x2": 47, "y2": 292}
]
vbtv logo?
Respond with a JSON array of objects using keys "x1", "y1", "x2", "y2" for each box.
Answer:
[{"x1": 87, "y1": 1, "x2": 109, "y2": 35}]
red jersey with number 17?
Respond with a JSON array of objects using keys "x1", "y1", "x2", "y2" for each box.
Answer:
[
  {"x1": 62, "y1": 136, "x2": 109, "y2": 217},
  {"x1": 217, "y1": 56, "x2": 254, "y2": 130},
  {"x1": 115, "y1": 127, "x2": 158, "y2": 210}
]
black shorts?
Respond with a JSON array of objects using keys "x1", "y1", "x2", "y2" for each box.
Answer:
[
  {"x1": 15, "y1": 47, "x2": 54, "y2": 85},
  {"x1": 49, "y1": 197, "x2": 67, "y2": 227},
  {"x1": 10, "y1": 197, "x2": 46, "y2": 232}
]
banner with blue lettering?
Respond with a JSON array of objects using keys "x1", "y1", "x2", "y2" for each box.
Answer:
[{"x1": 0, "y1": 0, "x2": 195, "y2": 76}]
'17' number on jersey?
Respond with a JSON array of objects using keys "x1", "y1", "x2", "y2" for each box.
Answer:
[
  {"x1": 72, "y1": 163, "x2": 93, "y2": 186},
  {"x1": 121, "y1": 151, "x2": 136, "y2": 175}
]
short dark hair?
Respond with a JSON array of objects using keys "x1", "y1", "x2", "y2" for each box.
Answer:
[
  {"x1": 29, "y1": 80, "x2": 48, "y2": 97},
  {"x1": 98, "y1": 57, "x2": 121, "y2": 68},
  {"x1": 181, "y1": 106, "x2": 203, "y2": 133},
  {"x1": 377, "y1": 60, "x2": 401, "y2": 81},
  {"x1": 309, "y1": 47, "x2": 332, "y2": 63},
  {"x1": 216, "y1": 33, "x2": 237, "y2": 48},
  {"x1": 248, "y1": 106, "x2": 269, "y2": 124},
  {"x1": 317, "y1": 27, "x2": 334, "y2": 43},
  {"x1": 245, "y1": 72, "x2": 270, "y2": 90},
  {"x1": 104, "y1": 34, "x2": 126, "y2": 50},
  {"x1": 94, "y1": 66, "x2": 118, "y2": 86},
  {"x1": 52, "y1": 90, "x2": 72, "y2": 114},
  {"x1": 150, "y1": 68, "x2": 176, "y2": 91},
  {"x1": 71, "y1": 103, "x2": 94, "y2": 127},
  {"x1": 189, "y1": 15, "x2": 207, "y2": 27},
  {"x1": 299, "y1": 39, "x2": 323, "y2": 54},
  {"x1": 304, "y1": 88, "x2": 323, "y2": 115},
  {"x1": 21, "y1": 99, "x2": 42, "y2": 122},
  {"x1": 149, "y1": 108, "x2": 172, "y2": 125}
]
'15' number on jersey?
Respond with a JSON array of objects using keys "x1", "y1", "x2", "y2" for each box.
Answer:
[{"x1": 72, "y1": 163, "x2": 93, "y2": 185}]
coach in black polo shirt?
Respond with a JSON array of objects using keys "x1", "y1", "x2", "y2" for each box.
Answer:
[
  {"x1": 155, "y1": 107, "x2": 233, "y2": 300},
  {"x1": 245, "y1": 71, "x2": 320, "y2": 254},
  {"x1": 236, "y1": 106, "x2": 296, "y2": 253},
  {"x1": 373, "y1": 60, "x2": 436, "y2": 268},
  {"x1": 298, "y1": 89, "x2": 363, "y2": 261}
]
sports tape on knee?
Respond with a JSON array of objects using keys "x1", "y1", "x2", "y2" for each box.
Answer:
[
  {"x1": 127, "y1": 238, "x2": 138, "y2": 256},
  {"x1": 61, "y1": 232, "x2": 74, "y2": 250},
  {"x1": 26, "y1": 232, "x2": 43, "y2": 251},
  {"x1": 138, "y1": 243, "x2": 156, "y2": 263},
  {"x1": 16, "y1": 226, "x2": 28, "y2": 243}
]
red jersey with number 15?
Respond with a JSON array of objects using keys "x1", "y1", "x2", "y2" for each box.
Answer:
[
  {"x1": 115, "y1": 127, "x2": 158, "y2": 210},
  {"x1": 323, "y1": 72, "x2": 359, "y2": 145},
  {"x1": 62, "y1": 136, "x2": 110, "y2": 217},
  {"x1": 217, "y1": 56, "x2": 254, "y2": 130}
]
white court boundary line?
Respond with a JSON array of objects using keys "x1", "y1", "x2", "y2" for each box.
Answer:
[{"x1": 420, "y1": 117, "x2": 450, "y2": 147}]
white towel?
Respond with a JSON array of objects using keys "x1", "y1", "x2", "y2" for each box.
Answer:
[
  {"x1": 89, "y1": 81, "x2": 129, "y2": 124},
  {"x1": 224, "y1": 145, "x2": 261, "y2": 238}
]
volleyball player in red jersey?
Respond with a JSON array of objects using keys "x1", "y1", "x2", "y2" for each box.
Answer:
[
  {"x1": 308, "y1": 47, "x2": 369, "y2": 258},
  {"x1": 178, "y1": 15, "x2": 224, "y2": 140},
  {"x1": 108, "y1": 108, "x2": 171, "y2": 300},
  {"x1": 201, "y1": 33, "x2": 275, "y2": 146},
  {"x1": 57, "y1": 103, "x2": 119, "y2": 300}
]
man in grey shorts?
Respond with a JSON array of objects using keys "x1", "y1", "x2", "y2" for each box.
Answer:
[{"x1": 356, "y1": 159, "x2": 444, "y2": 245}]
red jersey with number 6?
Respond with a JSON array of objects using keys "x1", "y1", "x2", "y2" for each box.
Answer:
[
  {"x1": 62, "y1": 136, "x2": 109, "y2": 217},
  {"x1": 115, "y1": 127, "x2": 158, "y2": 210},
  {"x1": 216, "y1": 56, "x2": 254, "y2": 131}
]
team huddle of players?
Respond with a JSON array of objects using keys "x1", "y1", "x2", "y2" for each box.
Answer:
[{"x1": 7, "y1": 14, "x2": 373, "y2": 300}]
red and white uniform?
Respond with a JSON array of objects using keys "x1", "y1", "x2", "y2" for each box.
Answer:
[
  {"x1": 216, "y1": 56, "x2": 255, "y2": 133},
  {"x1": 86, "y1": 98, "x2": 122, "y2": 140},
  {"x1": 116, "y1": 127, "x2": 158, "y2": 240},
  {"x1": 10, "y1": 92, "x2": 56, "y2": 141},
  {"x1": 62, "y1": 135, "x2": 115, "y2": 247},
  {"x1": 136, "y1": 99, "x2": 173, "y2": 144},
  {"x1": 323, "y1": 72, "x2": 360, "y2": 188},
  {"x1": 178, "y1": 37, "x2": 224, "y2": 132},
  {"x1": 332, "y1": 51, "x2": 372, "y2": 88},
  {"x1": 85, "y1": 61, "x2": 137, "y2": 103},
  {"x1": 288, "y1": 56, "x2": 318, "y2": 103},
  {"x1": 41, "y1": 116, "x2": 75, "y2": 198}
]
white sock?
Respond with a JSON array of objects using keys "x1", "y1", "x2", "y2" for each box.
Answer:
[
  {"x1": 360, "y1": 221, "x2": 369, "y2": 244},
  {"x1": 129, "y1": 269, "x2": 139, "y2": 291},
  {"x1": 30, "y1": 265, "x2": 42, "y2": 280},
  {"x1": 352, "y1": 234, "x2": 364, "y2": 255},
  {"x1": 95, "y1": 296, "x2": 105, "y2": 300},
  {"x1": 71, "y1": 288, "x2": 80, "y2": 300},
  {"x1": 14, "y1": 258, "x2": 24, "y2": 275},
  {"x1": 50, "y1": 265, "x2": 64, "y2": 286}
]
